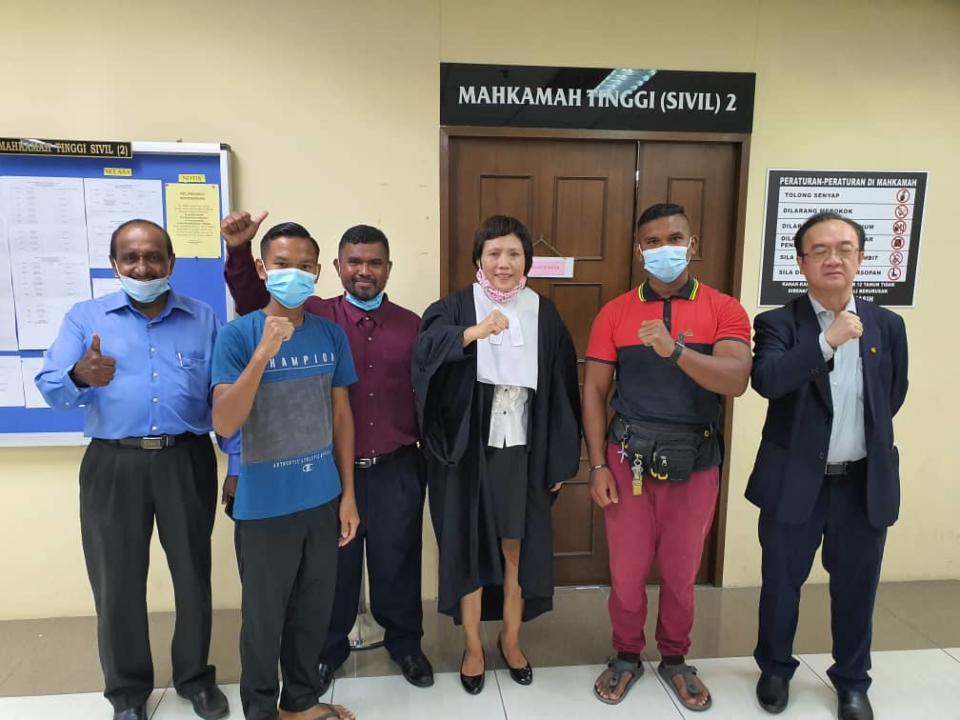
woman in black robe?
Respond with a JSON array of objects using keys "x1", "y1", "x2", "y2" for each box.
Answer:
[{"x1": 413, "y1": 215, "x2": 581, "y2": 694}]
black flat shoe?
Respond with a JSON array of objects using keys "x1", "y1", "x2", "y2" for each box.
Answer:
[
  {"x1": 177, "y1": 685, "x2": 229, "y2": 720},
  {"x1": 113, "y1": 708, "x2": 146, "y2": 720},
  {"x1": 838, "y1": 689, "x2": 873, "y2": 720},
  {"x1": 497, "y1": 635, "x2": 533, "y2": 685},
  {"x1": 460, "y1": 650, "x2": 485, "y2": 695},
  {"x1": 397, "y1": 652, "x2": 435, "y2": 688},
  {"x1": 756, "y1": 673, "x2": 789, "y2": 714}
]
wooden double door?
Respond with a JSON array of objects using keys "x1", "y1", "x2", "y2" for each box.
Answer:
[{"x1": 444, "y1": 133, "x2": 746, "y2": 586}]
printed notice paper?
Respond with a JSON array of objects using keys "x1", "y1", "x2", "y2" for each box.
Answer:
[
  {"x1": 165, "y1": 183, "x2": 221, "y2": 258},
  {"x1": 84, "y1": 178, "x2": 163, "y2": 269},
  {"x1": 19, "y1": 357, "x2": 47, "y2": 409},
  {"x1": 0, "y1": 356, "x2": 25, "y2": 407}
]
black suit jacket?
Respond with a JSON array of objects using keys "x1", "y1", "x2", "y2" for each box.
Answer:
[{"x1": 746, "y1": 295, "x2": 908, "y2": 528}]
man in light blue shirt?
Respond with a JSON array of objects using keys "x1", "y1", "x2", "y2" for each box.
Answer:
[{"x1": 36, "y1": 219, "x2": 229, "y2": 720}]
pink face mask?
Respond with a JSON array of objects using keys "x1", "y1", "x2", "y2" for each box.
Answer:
[{"x1": 476, "y1": 267, "x2": 526, "y2": 304}]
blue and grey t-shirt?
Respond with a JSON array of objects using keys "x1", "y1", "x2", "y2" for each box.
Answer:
[{"x1": 212, "y1": 310, "x2": 357, "y2": 520}]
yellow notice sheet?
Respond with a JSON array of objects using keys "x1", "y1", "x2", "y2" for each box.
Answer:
[{"x1": 164, "y1": 183, "x2": 221, "y2": 258}]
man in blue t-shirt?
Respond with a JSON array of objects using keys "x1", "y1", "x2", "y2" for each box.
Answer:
[{"x1": 212, "y1": 221, "x2": 358, "y2": 720}]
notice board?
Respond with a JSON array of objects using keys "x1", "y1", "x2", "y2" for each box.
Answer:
[{"x1": 0, "y1": 141, "x2": 232, "y2": 446}]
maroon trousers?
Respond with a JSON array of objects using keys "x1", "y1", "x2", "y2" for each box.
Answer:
[{"x1": 604, "y1": 443, "x2": 719, "y2": 656}]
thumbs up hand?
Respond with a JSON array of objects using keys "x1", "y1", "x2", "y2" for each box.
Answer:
[
  {"x1": 71, "y1": 334, "x2": 117, "y2": 387},
  {"x1": 221, "y1": 210, "x2": 269, "y2": 247}
]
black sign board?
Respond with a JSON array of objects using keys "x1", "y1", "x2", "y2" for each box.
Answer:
[
  {"x1": 0, "y1": 138, "x2": 132, "y2": 159},
  {"x1": 759, "y1": 169, "x2": 927, "y2": 307},
  {"x1": 440, "y1": 63, "x2": 755, "y2": 133}
]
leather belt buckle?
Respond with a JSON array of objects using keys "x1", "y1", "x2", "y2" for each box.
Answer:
[
  {"x1": 824, "y1": 461, "x2": 848, "y2": 477},
  {"x1": 355, "y1": 457, "x2": 376, "y2": 469},
  {"x1": 140, "y1": 436, "x2": 165, "y2": 450}
]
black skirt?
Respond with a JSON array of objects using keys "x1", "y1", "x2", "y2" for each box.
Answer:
[{"x1": 483, "y1": 444, "x2": 528, "y2": 539}]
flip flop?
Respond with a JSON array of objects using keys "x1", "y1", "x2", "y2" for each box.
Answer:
[
  {"x1": 593, "y1": 656, "x2": 644, "y2": 705},
  {"x1": 658, "y1": 661, "x2": 713, "y2": 712},
  {"x1": 304, "y1": 704, "x2": 354, "y2": 720}
]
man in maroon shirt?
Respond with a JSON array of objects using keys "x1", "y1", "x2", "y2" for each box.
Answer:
[{"x1": 221, "y1": 211, "x2": 433, "y2": 691}]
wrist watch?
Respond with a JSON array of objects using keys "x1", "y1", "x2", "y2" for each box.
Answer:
[{"x1": 668, "y1": 334, "x2": 686, "y2": 365}]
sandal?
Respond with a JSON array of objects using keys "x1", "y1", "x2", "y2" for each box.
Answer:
[
  {"x1": 593, "y1": 656, "x2": 643, "y2": 705},
  {"x1": 301, "y1": 703, "x2": 355, "y2": 720},
  {"x1": 658, "y1": 661, "x2": 712, "y2": 712}
]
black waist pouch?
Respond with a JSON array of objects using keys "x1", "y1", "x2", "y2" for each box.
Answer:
[{"x1": 607, "y1": 415, "x2": 713, "y2": 483}]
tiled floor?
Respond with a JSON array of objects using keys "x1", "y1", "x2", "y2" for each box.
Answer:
[{"x1": 1, "y1": 582, "x2": 958, "y2": 718}]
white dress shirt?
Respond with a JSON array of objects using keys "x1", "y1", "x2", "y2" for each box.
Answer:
[{"x1": 810, "y1": 294, "x2": 867, "y2": 463}]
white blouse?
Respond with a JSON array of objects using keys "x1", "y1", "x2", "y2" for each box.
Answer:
[{"x1": 488, "y1": 385, "x2": 530, "y2": 448}]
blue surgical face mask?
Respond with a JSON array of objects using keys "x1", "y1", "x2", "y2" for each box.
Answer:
[
  {"x1": 642, "y1": 244, "x2": 690, "y2": 284},
  {"x1": 345, "y1": 291, "x2": 385, "y2": 311},
  {"x1": 116, "y1": 270, "x2": 171, "y2": 304},
  {"x1": 265, "y1": 268, "x2": 317, "y2": 309}
]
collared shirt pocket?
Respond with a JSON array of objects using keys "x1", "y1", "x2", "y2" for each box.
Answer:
[{"x1": 174, "y1": 349, "x2": 212, "y2": 403}]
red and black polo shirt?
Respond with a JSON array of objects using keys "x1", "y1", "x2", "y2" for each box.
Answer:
[{"x1": 586, "y1": 277, "x2": 751, "y2": 428}]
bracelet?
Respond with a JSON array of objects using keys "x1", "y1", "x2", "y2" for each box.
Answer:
[{"x1": 589, "y1": 463, "x2": 608, "y2": 472}]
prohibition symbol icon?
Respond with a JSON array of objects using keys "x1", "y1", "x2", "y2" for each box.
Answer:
[
  {"x1": 888, "y1": 267, "x2": 903, "y2": 281},
  {"x1": 890, "y1": 252, "x2": 904, "y2": 266},
  {"x1": 896, "y1": 188, "x2": 910, "y2": 203},
  {"x1": 891, "y1": 236, "x2": 905, "y2": 250},
  {"x1": 895, "y1": 204, "x2": 909, "y2": 219},
  {"x1": 893, "y1": 220, "x2": 907, "y2": 234}
]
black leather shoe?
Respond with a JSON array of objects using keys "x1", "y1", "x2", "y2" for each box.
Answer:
[
  {"x1": 317, "y1": 662, "x2": 336, "y2": 696},
  {"x1": 177, "y1": 685, "x2": 229, "y2": 720},
  {"x1": 756, "y1": 673, "x2": 789, "y2": 714},
  {"x1": 459, "y1": 650, "x2": 485, "y2": 695},
  {"x1": 838, "y1": 690, "x2": 873, "y2": 720},
  {"x1": 113, "y1": 708, "x2": 147, "y2": 720},
  {"x1": 397, "y1": 652, "x2": 435, "y2": 688},
  {"x1": 497, "y1": 635, "x2": 533, "y2": 685}
]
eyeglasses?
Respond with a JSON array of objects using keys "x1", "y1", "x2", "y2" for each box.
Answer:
[{"x1": 798, "y1": 245, "x2": 861, "y2": 261}]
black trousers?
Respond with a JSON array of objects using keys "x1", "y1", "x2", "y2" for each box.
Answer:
[
  {"x1": 235, "y1": 501, "x2": 339, "y2": 720},
  {"x1": 322, "y1": 445, "x2": 426, "y2": 668},
  {"x1": 79, "y1": 434, "x2": 217, "y2": 712},
  {"x1": 755, "y1": 462, "x2": 886, "y2": 692}
]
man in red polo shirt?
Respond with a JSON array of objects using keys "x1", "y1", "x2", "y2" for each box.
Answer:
[{"x1": 584, "y1": 203, "x2": 752, "y2": 712}]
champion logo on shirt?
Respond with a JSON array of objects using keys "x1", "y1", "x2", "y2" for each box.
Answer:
[{"x1": 266, "y1": 351, "x2": 336, "y2": 372}]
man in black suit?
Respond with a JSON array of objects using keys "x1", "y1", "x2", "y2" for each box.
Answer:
[{"x1": 748, "y1": 212, "x2": 908, "y2": 720}]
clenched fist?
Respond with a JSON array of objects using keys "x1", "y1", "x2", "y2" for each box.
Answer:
[
  {"x1": 463, "y1": 309, "x2": 510, "y2": 347},
  {"x1": 474, "y1": 309, "x2": 510, "y2": 339},
  {"x1": 221, "y1": 210, "x2": 269, "y2": 248},
  {"x1": 254, "y1": 316, "x2": 294, "y2": 362},
  {"x1": 638, "y1": 319, "x2": 676, "y2": 358},
  {"x1": 70, "y1": 334, "x2": 117, "y2": 387},
  {"x1": 824, "y1": 310, "x2": 863, "y2": 350}
]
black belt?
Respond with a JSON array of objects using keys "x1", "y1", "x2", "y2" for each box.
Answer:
[
  {"x1": 100, "y1": 433, "x2": 195, "y2": 450},
  {"x1": 824, "y1": 458, "x2": 866, "y2": 477},
  {"x1": 355, "y1": 443, "x2": 417, "y2": 469}
]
